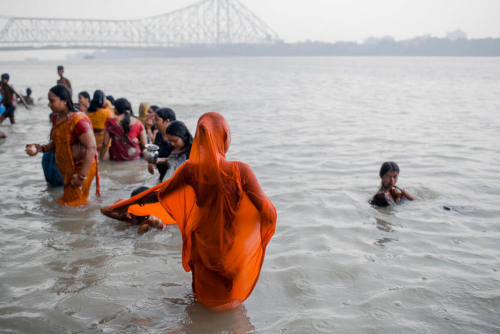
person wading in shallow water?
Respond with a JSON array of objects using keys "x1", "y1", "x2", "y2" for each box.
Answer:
[
  {"x1": 0, "y1": 73, "x2": 30, "y2": 126},
  {"x1": 26, "y1": 84, "x2": 100, "y2": 206},
  {"x1": 101, "y1": 112, "x2": 277, "y2": 310},
  {"x1": 57, "y1": 65, "x2": 72, "y2": 93},
  {"x1": 370, "y1": 161, "x2": 414, "y2": 207}
]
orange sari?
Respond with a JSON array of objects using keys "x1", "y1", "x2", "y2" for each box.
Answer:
[
  {"x1": 52, "y1": 112, "x2": 99, "y2": 206},
  {"x1": 109, "y1": 112, "x2": 277, "y2": 310},
  {"x1": 86, "y1": 108, "x2": 114, "y2": 150}
]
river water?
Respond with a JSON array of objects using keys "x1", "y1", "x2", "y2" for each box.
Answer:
[{"x1": 0, "y1": 57, "x2": 499, "y2": 333}]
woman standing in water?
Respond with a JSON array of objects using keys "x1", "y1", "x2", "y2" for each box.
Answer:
[
  {"x1": 371, "y1": 161, "x2": 414, "y2": 206},
  {"x1": 101, "y1": 112, "x2": 277, "y2": 310},
  {"x1": 78, "y1": 91, "x2": 90, "y2": 112},
  {"x1": 86, "y1": 90, "x2": 114, "y2": 152},
  {"x1": 27, "y1": 85, "x2": 99, "y2": 206},
  {"x1": 99, "y1": 98, "x2": 147, "y2": 161}
]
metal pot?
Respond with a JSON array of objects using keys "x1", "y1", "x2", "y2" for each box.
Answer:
[{"x1": 143, "y1": 144, "x2": 159, "y2": 163}]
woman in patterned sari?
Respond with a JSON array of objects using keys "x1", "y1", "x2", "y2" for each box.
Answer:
[
  {"x1": 99, "y1": 98, "x2": 147, "y2": 161},
  {"x1": 28, "y1": 85, "x2": 100, "y2": 206}
]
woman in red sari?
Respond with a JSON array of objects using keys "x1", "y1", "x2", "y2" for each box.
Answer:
[
  {"x1": 27, "y1": 85, "x2": 99, "y2": 206},
  {"x1": 99, "y1": 98, "x2": 147, "y2": 161},
  {"x1": 101, "y1": 112, "x2": 277, "y2": 310}
]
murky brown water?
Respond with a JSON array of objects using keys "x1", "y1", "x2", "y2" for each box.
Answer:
[{"x1": 1, "y1": 57, "x2": 499, "y2": 333}]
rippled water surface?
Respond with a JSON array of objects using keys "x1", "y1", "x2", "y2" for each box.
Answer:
[{"x1": 1, "y1": 57, "x2": 499, "y2": 333}]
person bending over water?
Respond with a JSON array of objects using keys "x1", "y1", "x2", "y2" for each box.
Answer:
[
  {"x1": 26, "y1": 85, "x2": 100, "y2": 206},
  {"x1": 99, "y1": 98, "x2": 147, "y2": 161},
  {"x1": 101, "y1": 112, "x2": 277, "y2": 310},
  {"x1": 371, "y1": 161, "x2": 414, "y2": 207},
  {"x1": 103, "y1": 186, "x2": 166, "y2": 234}
]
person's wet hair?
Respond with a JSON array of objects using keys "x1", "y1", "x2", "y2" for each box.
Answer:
[
  {"x1": 106, "y1": 95, "x2": 114, "y2": 105},
  {"x1": 79, "y1": 91, "x2": 90, "y2": 100},
  {"x1": 166, "y1": 121, "x2": 193, "y2": 157},
  {"x1": 114, "y1": 98, "x2": 133, "y2": 135},
  {"x1": 49, "y1": 84, "x2": 77, "y2": 112},
  {"x1": 370, "y1": 193, "x2": 391, "y2": 207},
  {"x1": 131, "y1": 186, "x2": 149, "y2": 197},
  {"x1": 379, "y1": 161, "x2": 399, "y2": 178},
  {"x1": 87, "y1": 90, "x2": 106, "y2": 112},
  {"x1": 1, "y1": 73, "x2": 9, "y2": 81},
  {"x1": 155, "y1": 108, "x2": 176, "y2": 122},
  {"x1": 57, "y1": 65, "x2": 64, "y2": 72},
  {"x1": 26, "y1": 88, "x2": 32, "y2": 96}
]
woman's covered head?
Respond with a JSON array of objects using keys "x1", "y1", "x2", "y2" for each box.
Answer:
[
  {"x1": 196, "y1": 112, "x2": 231, "y2": 156},
  {"x1": 87, "y1": 90, "x2": 106, "y2": 112},
  {"x1": 48, "y1": 84, "x2": 77, "y2": 113},
  {"x1": 138, "y1": 102, "x2": 151, "y2": 122},
  {"x1": 166, "y1": 121, "x2": 193, "y2": 152}
]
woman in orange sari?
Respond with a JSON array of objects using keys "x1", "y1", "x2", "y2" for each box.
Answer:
[
  {"x1": 86, "y1": 90, "x2": 114, "y2": 151},
  {"x1": 101, "y1": 112, "x2": 277, "y2": 310},
  {"x1": 27, "y1": 85, "x2": 99, "y2": 206}
]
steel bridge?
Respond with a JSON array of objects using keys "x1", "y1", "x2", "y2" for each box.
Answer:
[{"x1": 0, "y1": 0, "x2": 279, "y2": 50}]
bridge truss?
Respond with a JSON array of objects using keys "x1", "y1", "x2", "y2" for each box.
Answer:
[{"x1": 0, "y1": 0, "x2": 279, "y2": 50}]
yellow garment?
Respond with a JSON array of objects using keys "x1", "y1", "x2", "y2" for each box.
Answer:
[
  {"x1": 51, "y1": 113, "x2": 98, "y2": 206},
  {"x1": 86, "y1": 108, "x2": 114, "y2": 150},
  {"x1": 138, "y1": 102, "x2": 150, "y2": 124}
]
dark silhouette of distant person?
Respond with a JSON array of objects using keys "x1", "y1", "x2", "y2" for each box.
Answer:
[
  {"x1": 22, "y1": 88, "x2": 34, "y2": 106},
  {"x1": 1, "y1": 73, "x2": 30, "y2": 125},
  {"x1": 57, "y1": 66, "x2": 72, "y2": 93}
]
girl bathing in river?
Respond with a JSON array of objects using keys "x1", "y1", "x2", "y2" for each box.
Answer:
[{"x1": 371, "y1": 161, "x2": 414, "y2": 207}]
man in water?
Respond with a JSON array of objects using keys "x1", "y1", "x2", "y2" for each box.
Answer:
[
  {"x1": 0, "y1": 73, "x2": 30, "y2": 125},
  {"x1": 57, "y1": 66, "x2": 72, "y2": 92},
  {"x1": 21, "y1": 88, "x2": 34, "y2": 106}
]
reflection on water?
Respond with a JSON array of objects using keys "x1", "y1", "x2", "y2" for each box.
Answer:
[{"x1": 1, "y1": 57, "x2": 500, "y2": 333}]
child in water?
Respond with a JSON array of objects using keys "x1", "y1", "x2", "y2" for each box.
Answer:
[
  {"x1": 102, "y1": 186, "x2": 167, "y2": 234},
  {"x1": 371, "y1": 161, "x2": 414, "y2": 207}
]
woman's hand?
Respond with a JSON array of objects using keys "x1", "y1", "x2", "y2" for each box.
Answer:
[
  {"x1": 25, "y1": 143, "x2": 41, "y2": 156},
  {"x1": 148, "y1": 163, "x2": 155, "y2": 175},
  {"x1": 132, "y1": 137, "x2": 139, "y2": 144},
  {"x1": 391, "y1": 186, "x2": 403, "y2": 203},
  {"x1": 71, "y1": 174, "x2": 84, "y2": 187},
  {"x1": 101, "y1": 205, "x2": 129, "y2": 221}
]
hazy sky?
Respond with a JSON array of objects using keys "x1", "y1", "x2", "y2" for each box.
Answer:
[{"x1": 0, "y1": 0, "x2": 499, "y2": 60}]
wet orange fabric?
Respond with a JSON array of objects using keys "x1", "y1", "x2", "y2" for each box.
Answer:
[
  {"x1": 109, "y1": 112, "x2": 277, "y2": 310},
  {"x1": 52, "y1": 112, "x2": 99, "y2": 206},
  {"x1": 86, "y1": 108, "x2": 114, "y2": 150}
]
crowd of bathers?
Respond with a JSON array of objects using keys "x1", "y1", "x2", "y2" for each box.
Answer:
[
  {"x1": 1, "y1": 64, "x2": 414, "y2": 310},
  {"x1": 1, "y1": 65, "x2": 414, "y2": 210}
]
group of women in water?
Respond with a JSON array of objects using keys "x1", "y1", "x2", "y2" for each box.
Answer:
[
  {"x1": 17, "y1": 82, "x2": 413, "y2": 311},
  {"x1": 22, "y1": 84, "x2": 278, "y2": 310}
]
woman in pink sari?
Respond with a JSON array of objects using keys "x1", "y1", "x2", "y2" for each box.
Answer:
[{"x1": 99, "y1": 98, "x2": 147, "y2": 161}]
